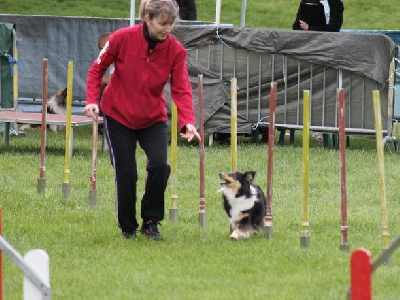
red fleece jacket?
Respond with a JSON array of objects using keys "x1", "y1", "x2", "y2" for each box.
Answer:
[{"x1": 86, "y1": 23, "x2": 195, "y2": 131}]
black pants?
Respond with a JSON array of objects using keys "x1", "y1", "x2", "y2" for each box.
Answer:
[{"x1": 104, "y1": 116, "x2": 170, "y2": 233}]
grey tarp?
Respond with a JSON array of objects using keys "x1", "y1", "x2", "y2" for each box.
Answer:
[
  {"x1": 0, "y1": 14, "x2": 397, "y2": 134},
  {"x1": 178, "y1": 26, "x2": 396, "y2": 86},
  {"x1": 343, "y1": 29, "x2": 400, "y2": 120},
  {"x1": 176, "y1": 26, "x2": 397, "y2": 133}
]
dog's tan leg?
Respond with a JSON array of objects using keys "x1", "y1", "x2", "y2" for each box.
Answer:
[
  {"x1": 230, "y1": 227, "x2": 241, "y2": 240},
  {"x1": 237, "y1": 212, "x2": 249, "y2": 221},
  {"x1": 230, "y1": 213, "x2": 251, "y2": 240},
  {"x1": 230, "y1": 227, "x2": 251, "y2": 240}
]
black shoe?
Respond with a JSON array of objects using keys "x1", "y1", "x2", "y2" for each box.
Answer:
[
  {"x1": 121, "y1": 231, "x2": 136, "y2": 239},
  {"x1": 140, "y1": 220, "x2": 162, "y2": 240}
]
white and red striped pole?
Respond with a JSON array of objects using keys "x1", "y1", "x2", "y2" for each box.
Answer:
[
  {"x1": 198, "y1": 74, "x2": 206, "y2": 229},
  {"x1": 338, "y1": 88, "x2": 349, "y2": 251},
  {"x1": 89, "y1": 115, "x2": 99, "y2": 208},
  {"x1": 264, "y1": 82, "x2": 277, "y2": 240}
]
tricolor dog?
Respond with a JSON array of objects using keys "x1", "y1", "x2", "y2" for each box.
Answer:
[
  {"x1": 20, "y1": 88, "x2": 68, "y2": 133},
  {"x1": 219, "y1": 171, "x2": 266, "y2": 240}
]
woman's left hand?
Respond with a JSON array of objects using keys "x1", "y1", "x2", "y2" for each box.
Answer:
[
  {"x1": 299, "y1": 20, "x2": 309, "y2": 30},
  {"x1": 180, "y1": 124, "x2": 201, "y2": 143}
]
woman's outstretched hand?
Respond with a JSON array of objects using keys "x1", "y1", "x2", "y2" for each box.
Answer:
[{"x1": 180, "y1": 124, "x2": 201, "y2": 143}]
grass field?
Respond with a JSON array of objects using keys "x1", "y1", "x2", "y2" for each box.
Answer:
[
  {"x1": 1, "y1": 127, "x2": 400, "y2": 299},
  {"x1": 1, "y1": 0, "x2": 400, "y2": 299}
]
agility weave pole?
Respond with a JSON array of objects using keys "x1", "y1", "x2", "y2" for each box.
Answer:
[
  {"x1": 300, "y1": 90, "x2": 310, "y2": 248},
  {"x1": 338, "y1": 88, "x2": 349, "y2": 252},
  {"x1": 169, "y1": 102, "x2": 178, "y2": 222},
  {"x1": 89, "y1": 115, "x2": 99, "y2": 208},
  {"x1": 37, "y1": 58, "x2": 48, "y2": 194},
  {"x1": 198, "y1": 74, "x2": 206, "y2": 229},
  {"x1": 264, "y1": 82, "x2": 277, "y2": 240},
  {"x1": 231, "y1": 78, "x2": 237, "y2": 172},
  {"x1": 372, "y1": 90, "x2": 390, "y2": 252},
  {"x1": 62, "y1": 61, "x2": 74, "y2": 199}
]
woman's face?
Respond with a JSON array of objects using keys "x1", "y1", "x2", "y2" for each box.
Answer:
[{"x1": 145, "y1": 14, "x2": 175, "y2": 41}]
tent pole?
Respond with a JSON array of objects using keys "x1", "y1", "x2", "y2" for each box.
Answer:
[
  {"x1": 240, "y1": 0, "x2": 247, "y2": 28},
  {"x1": 130, "y1": 0, "x2": 136, "y2": 26}
]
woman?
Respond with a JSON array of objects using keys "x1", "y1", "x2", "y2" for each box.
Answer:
[
  {"x1": 84, "y1": 0, "x2": 200, "y2": 241},
  {"x1": 292, "y1": 0, "x2": 344, "y2": 32},
  {"x1": 176, "y1": 0, "x2": 197, "y2": 21},
  {"x1": 292, "y1": 0, "x2": 344, "y2": 143}
]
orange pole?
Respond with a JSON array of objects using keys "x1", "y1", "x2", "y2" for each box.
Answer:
[{"x1": 38, "y1": 59, "x2": 48, "y2": 194}]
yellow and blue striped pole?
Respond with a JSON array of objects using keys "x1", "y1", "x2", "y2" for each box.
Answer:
[
  {"x1": 169, "y1": 102, "x2": 178, "y2": 222},
  {"x1": 62, "y1": 61, "x2": 73, "y2": 199},
  {"x1": 300, "y1": 90, "x2": 310, "y2": 248},
  {"x1": 373, "y1": 90, "x2": 390, "y2": 251}
]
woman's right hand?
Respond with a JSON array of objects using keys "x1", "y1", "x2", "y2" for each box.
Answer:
[{"x1": 84, "y1": 103, "x2": 99, "y2": 120}]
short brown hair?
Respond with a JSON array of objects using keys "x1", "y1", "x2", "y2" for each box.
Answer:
[
  {"x1": 98, "y1": 32, "x2": 112, "y2": 50},
  {"x1": 139, "y1": 0, "x2": 179, "y2": 23}
]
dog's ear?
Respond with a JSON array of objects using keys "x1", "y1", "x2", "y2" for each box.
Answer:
[
  {"x1": 61, "y1": 88, "x2": 67, "y2": 97},
  {"x1": 244, "y1": 171, "x2": 256, "y2": 183},
  {"x1": 233, "y1": 171, "x2": 244, "y2": 181}
]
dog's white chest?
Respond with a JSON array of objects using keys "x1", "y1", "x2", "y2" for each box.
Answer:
[{"x1": 224, "y1": 186, "x2": 259, "y2": 224}]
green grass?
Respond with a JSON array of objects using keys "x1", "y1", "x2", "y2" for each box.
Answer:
[
  {"x1": 1, "y1": 1, "x2": 400, "y2": 299},
  {"x1": 1, "y1": 127, "x2": 400, "y2": 299}
]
